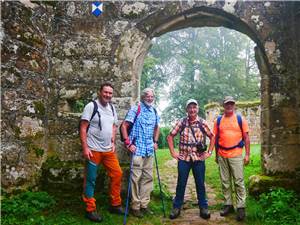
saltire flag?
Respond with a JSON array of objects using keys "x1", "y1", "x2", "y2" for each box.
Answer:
[{"x1": 92, "y1": 2, "x2": 103, "y2": 17}]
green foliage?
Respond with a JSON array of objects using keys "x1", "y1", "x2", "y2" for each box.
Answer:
[
  {"x1": 158, "y1": 127, "x2": 170, "y2": 149},
  {"x1": 260, "y1": 188, "x2": 300, "y2": 224},
  {"x1": 26, "y1": 141, "x2": 45, "y2": 157},
  {"x1": 141, "y1": 27, "x2": 260, "y2": 125},
  {"x1": 152, "y1": 181, "x2": 173, "y2": 200},
  {"x1": 2, "y1": 191, "x2": 56, "y2": 225},
  {"x1": 244, "y1": 144, "x2": 261, "y2": 186},
  {"x1": 68, "y1": 99, "x2": 88, "y2": 113},
  {"x1": 34, "y1": 147, "x2": 45, "y2": 157},
  {"x1": 247, "y1": 188, "x2": 300, "y2": 225},
  {"x1": 158, "y1": 127, "x2": 180, "y2": 149}
]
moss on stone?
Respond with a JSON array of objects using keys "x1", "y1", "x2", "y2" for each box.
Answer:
[
  {"x1": 204, "y1": 100, "x2": 261, "y2": 110},
  {"x1": 43, "y1": 156, "x2": 82, "y2": 169},
  {"x1": 236, "y1": 100, "x2": 261, "y2": 108},
  {"x1": 204, "y1": 102, "x2": 220, "y2": 110},
  {"x1": 249, "y1": 174, "x2": 300, "y2": 196},
  {"x1": 33, "y1": 101, "x2": 45, "y2": 115},
  {"x1": 34, "y1": 147, "x2": 44, "y2": 157},
  {"x1": 14, "y1": 126, "x2": 21, "y2": 137},
  {"x1": 25, "y1": 141, "x2": 45, "y2": 157}
]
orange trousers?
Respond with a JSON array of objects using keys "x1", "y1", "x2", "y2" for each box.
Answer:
[{"x1": 82, "y1": 151, "x2": 123, "y2": 212}]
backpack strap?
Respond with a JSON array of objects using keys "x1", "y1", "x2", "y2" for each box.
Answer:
[
  {"x1": 89, "y1": 101, "x2": 116, "y2": 132},
  {"x1": 216, "y1": 114, "x2": 245, "y2": 150},
  {"x1": 197, "y1": 118, "x2": 207, "y2": 145},
  {"x1": 197, "y1": 119, "x2": 207, "y2": 135},
  {"x1": 153, "y1": 107, "x2": 158, "y2": 125},
  {"x1": 109, "y1": 103, "x2": 115, "y2": 117},
  {"x1": 237, "y1": 114, "x2": 243, "y2": 134},
  {"x1": 86, "y1": 100, "x2": 100, "y2": 131},
  {"x1": 215, "y1": 115, "x2": 223, "y2": 151},
  {"x1": 132, "y1": 103, "x2": 141, "y2": 124},
  {"x1": 179, "y1": 117, "x2": 188, "y2": 135}
]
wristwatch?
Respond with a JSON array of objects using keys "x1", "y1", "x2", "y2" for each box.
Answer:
[{"x1": 208, "y1": 150, "x2": 212, "y2": 155}]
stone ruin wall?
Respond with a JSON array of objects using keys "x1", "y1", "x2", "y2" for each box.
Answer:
[
  {"x1": 1, "y1": 1, "x2": 299, "y2": 193},
  {"x1": 205, "y1": 102, "x2": 261, "y2": 144}
]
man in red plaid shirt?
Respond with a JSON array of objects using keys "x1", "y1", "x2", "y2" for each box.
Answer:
[{"x1": 167, "y1": 99, "x2": 215, "y2": 220}]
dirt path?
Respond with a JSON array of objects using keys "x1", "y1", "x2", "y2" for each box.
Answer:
[{"x1": 161, "y1": 159, "x2": 244, "y2": 225}]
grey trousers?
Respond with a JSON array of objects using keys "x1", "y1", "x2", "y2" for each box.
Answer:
[
  {"x1": 130, "y1": 155, "x2": 153, "y2": 210},
  {"x1": 218, "y1": 154, "x2": 246, "y2": 208}
]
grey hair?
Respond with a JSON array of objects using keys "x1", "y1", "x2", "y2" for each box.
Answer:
[{"x1": 141, "y1": 88, "x2": 155, "y2": 98}]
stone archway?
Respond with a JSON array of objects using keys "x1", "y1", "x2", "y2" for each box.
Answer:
[
  {"x1": 1, "y1": 1, "x2": 299, "y2": 193},
  {"x1": 129, "y1": 3, "x2": 295, "y2": 177}
]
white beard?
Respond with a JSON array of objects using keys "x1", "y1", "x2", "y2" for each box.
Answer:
[{"x1": 144, "y1": 101, "x2": 153, "y2": 107}]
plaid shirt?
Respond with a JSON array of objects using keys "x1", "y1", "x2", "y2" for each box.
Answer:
[
  {"x1": 125, "y1": 102, "x2": 160, "y2": 157},
  {"x1": 170, "y1": 116, "x2": 213, "y2": 161}
]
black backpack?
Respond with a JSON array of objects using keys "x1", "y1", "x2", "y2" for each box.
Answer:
[{"x1": 79, "y1": 100, "x2": 115, "y2": 133}]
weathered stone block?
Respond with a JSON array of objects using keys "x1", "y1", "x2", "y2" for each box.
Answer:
[{"x1": 249, "y1": 174, "x2": 300, "y2": 196}]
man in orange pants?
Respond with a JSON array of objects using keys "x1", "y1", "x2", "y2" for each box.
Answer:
[{"x1": 80, "y1": 83, "x2": 124, "y2": 222}]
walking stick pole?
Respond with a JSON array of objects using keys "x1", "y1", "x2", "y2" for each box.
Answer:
[
  {"x1": 123, "y1": 153, "x2": 133, "y2": 225},
  {"x1": 154, "y1": 150, "x2": 166, "y2": 218}
]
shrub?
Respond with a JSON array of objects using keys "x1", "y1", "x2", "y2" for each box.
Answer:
[
  {"x1": 2, "y1": 191, "x2": 56, "y2": 225},
  {"x1": 158, "y1": 127, "x2": 180, "y2": 149},
  {"x1": 247, "y1": 188, "x2": 300, "y2": 225}
]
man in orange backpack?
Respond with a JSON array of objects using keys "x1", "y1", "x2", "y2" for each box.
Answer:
[{"x1": 212, "y1": 96, "x2": 250, "y2": 221}]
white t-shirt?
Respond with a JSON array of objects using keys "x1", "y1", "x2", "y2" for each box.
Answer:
[{"x1": 81, "y1": 99, "x2": 118, "y2": 152}]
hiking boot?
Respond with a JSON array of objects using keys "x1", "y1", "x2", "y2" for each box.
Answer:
[
  {"x1": 220, "y1": 205, "x2": 235, "y2": 217},
  {"x1": 200, "y1": 208, "x2": 211, "y2": 219},
  {"x1": 131, "y1": 209, "x2": 143, "y2": 218},
  {"x1": 169, "y1": 208, "x2": 181, "y2": 219},
  {"x1": 109, "y1": 205, "x2": 124, "y2": 215},
  {"x1": 86, "y1": 211, "x2": 103, "y2": 223},
  {"x1": 236, "y1": 208, "x2": 246, "y2": 221},
  {"x1": 141, "y1": 207, "x2": 154, "y2": 215}
]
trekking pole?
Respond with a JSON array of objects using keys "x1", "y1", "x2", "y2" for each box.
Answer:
[
  {"x1": 123, "y1": 153, "x2": 133, "y2": 225},
  {"x1": 154, "y1": 150, "x2": 166, "y2": 218}
]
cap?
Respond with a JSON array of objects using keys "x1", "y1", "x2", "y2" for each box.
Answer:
[
  {"x1": 186, "y1": 99, "x2": 198, "y2": 108},
  {"x1": 223, "y1": 96, "x2": 236, "y2": 104}
]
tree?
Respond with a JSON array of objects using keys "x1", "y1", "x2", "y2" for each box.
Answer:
[{"x1": 141, "y1": 27, "x2": 260, "y2": 125}]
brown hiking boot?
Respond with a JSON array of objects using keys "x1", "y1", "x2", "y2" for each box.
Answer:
[
  {"x1": 131, "y1": 209, "x2": 143, "y2": 218},
  {"x1": 169, "y1": 208, "x2": 181, "y2": 219},
  {"x1": 236, "y1": 208, "x2": 246, "y2": 221},
  {"x1": 200, "y1": 208, "x2": 211, "y2": 219},
  {"x1": 86, "y1": 211, "x2": 103, "y2": 223},
  {"x1": 220, "y1": 205, "x2": 235, "y2": 216},
  {"x1": 109, "y1": 205, "x2": 125, "y2": 215},
  {"x1": 141, "y1": 207, "x2": 154, "y2": 215}
]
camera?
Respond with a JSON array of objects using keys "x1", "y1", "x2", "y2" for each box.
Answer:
[{"x1": 195, "y1": 142, "x2": 207, "y2": 153}]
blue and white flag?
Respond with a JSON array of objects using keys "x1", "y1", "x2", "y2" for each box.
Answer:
[{"x1": 92, "y1": 2, "x2": 103, "y2": 17}]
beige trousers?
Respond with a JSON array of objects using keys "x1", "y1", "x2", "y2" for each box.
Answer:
[
  {"x1": 218, "y1": 154, "x2": 246, "y2": 208},
  {"x1": 130, "y1": 155, "x2": 154, "y2": 210}
]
